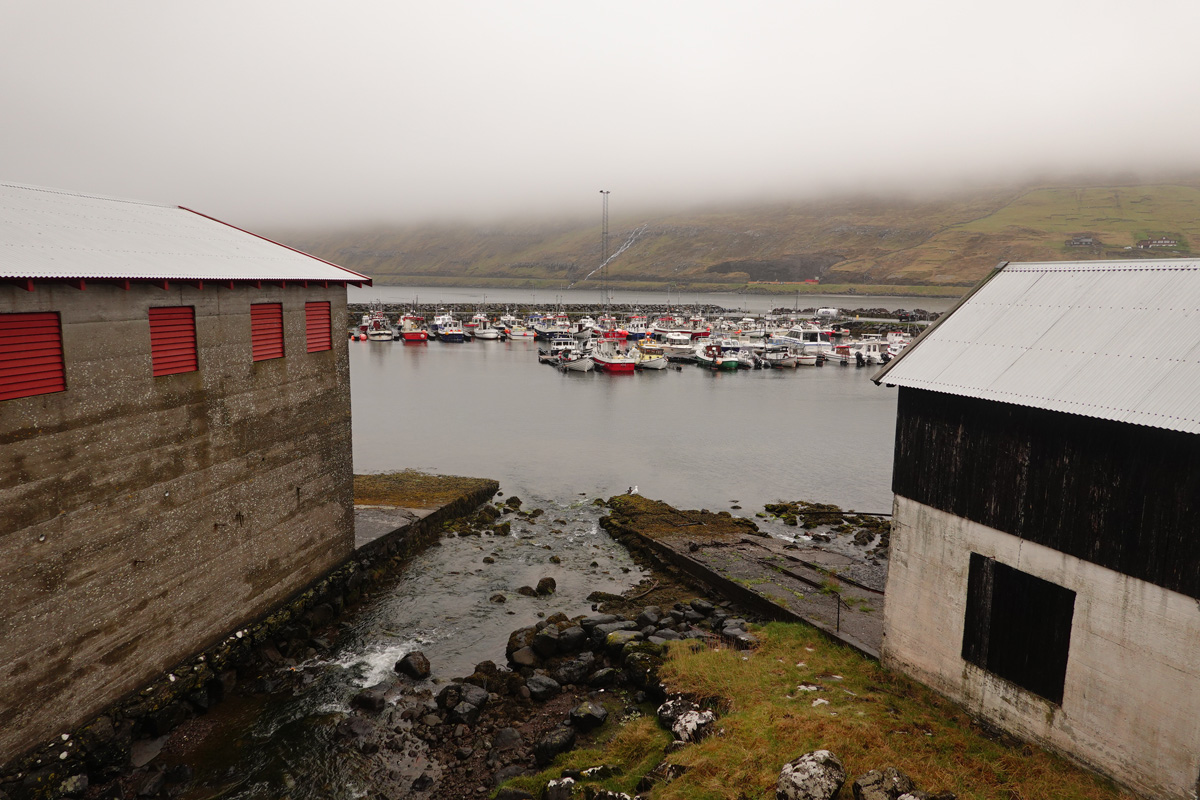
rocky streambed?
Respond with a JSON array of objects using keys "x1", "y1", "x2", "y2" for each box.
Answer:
[{"x1": 10, "y1": 487, "x2": 898, "y2": 800}]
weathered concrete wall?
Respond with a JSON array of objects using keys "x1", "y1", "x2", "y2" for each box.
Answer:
[
  {"x1": 884, "y1": 496, "x2": 1200, "y2": 800},
  {"x1": 0, "y1": 283, "x2": 354, "y2": 766}
]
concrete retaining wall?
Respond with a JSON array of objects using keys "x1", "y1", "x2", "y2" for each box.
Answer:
[
  {"x1": 884, "y1": 496, "x2": 1200, "y2": 800},
  {"x1": 0, "y1": 283, "x2": 354, "y2": 768}
]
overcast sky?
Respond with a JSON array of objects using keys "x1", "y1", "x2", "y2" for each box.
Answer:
[{"x1": 3, "y1": 1, "x2": 1199, "y2": 229}]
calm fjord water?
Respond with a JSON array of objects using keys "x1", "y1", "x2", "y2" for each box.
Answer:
[{"x1": 350, "y1": 337, "x2": 899, "y2": 514}]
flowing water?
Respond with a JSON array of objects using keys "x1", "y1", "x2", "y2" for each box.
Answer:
[{"x1": 183, "y1": 328, "x2": 905, "y2": 798}]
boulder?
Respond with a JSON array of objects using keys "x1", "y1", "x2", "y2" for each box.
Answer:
[
  {"x1": 533, "y1": 627, "x2": 561, "y2": 657},
  {"x1": 656, "y1": 697, "x2": 699, "y2": 729},
  {"x1": 517, "y1": 585, "x2": 538, "y2": 597},
  {"x1": 543, "y1": 777, "x2": 576, "y2": 800},
  {"x1": 689, "y1": 599, "x2": 716, "y2": 615},
  {"x1": 557, "y1": 626, "x2": 588, "y2": 652},
  {"x1": 579, "y1": 614, "x2": 619, "y2": 630},
  {"x1": 569, "y1": 700, "x2": 609, "y2": 731},
  {"x1": 395, "y1": 651, "x2": 431, "y2": 680},
  {"x1": 536, "y1": 577, "x2": 557, "y2": 596},
  {"x1": 851, "y1": 767, "x2": 916, "y2": 800},
  {"x1": 591, "y1": 620, "x2": 638, "y2": 642},
  {"x1": 511, "y1": 646, "x2": 538, "y2": 667},
  {"x1": 605, "y1": 630, "x2": 642, "y2": 654},
  {"x1": 450, "y1": 700, "x2": 482, "y2": 726},
  {"x1": 552, "y1": 652, "x2": 596, "y2": 685},
  {"x1": 492, "y1": 726, "x2": 524, "y2": 751},
  {"x1": 587, "y1": 667, "x2": 619, "y2": 687},
  {"x1": 533, "y1": 726, "x2": 576, "y2": 767},
  {"x1": 636, "y1": 606, "x2": 663, "y2": 627},
  {"x1": 526, "y1": 673, "x2": 561, "y2": 702},
  {"x1": 507, "y1": 626, "x2": 538, "y2": 659},
  {"x1": 777, "y1": 750, "x2": 846, "y2": 800},
  {"x1": 671, "y1": 709, "x2": 716, "y2": 743},
  {"x1": 351, "y1": 681, "x2": 390, "y2": 712}
]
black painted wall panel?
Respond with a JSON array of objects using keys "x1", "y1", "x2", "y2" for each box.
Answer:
[{"x1": 894, "y1": 388, "x2": 1200, "y2": 598}]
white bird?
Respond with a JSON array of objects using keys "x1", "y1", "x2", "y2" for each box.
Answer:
[{"x1": 627, "y1": 485, "x2": 638, "y2": 495}]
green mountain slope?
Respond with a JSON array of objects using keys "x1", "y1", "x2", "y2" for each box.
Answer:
[{"x1": 273, "y1": 182, "x2": 1200, "y2": 294}]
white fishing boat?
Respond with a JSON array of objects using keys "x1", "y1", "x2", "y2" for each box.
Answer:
[
  {"x1": 471, "y1": 314, "x2": 502, "y2": 340},
  {"x1": 364, "y1": 305, "x2": 395, "y2": 341},
  {"x1": 633, "y1": 343, "x2": 668, "y2": 370},
  {"x1": 506, "y1": 324, "x2": 535, "y2": 339},
  {"x1": 558, "y1": 347, "x2": 594, "y2": 372},
  {"x1": 538, "y1": 333, "x2": 577, "y2": 363},
  {"x1": 773, "y1": 322, "x2": 834, "y2": 355}
]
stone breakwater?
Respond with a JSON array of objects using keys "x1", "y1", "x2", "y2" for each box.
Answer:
[{"x1": 0, "y1": 478, "x2": 498, "y2": 800}]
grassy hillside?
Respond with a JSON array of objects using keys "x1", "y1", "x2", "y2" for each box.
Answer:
[{"x1": 272, "y1": 181, "x2": 1200, "y2": 294}]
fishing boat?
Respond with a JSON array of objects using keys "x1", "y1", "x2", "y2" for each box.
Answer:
[
  {"x1": 429, "y1": 312, "x2": 454, "y2": 338},
  {"x1": 364, "y1": 305, "x2": 395, "y2": 341},
  {"x1": 591, "y1": 338, "x2": 637, "y2": 373},
  {"x1": 558, "y1": 346, "x2": 594, "y2": 372},
  {"x1": 399, "y1": 312, "x2": 428, "y2": 342},
  {"x1": 694, "y1": 342, "x2": 739, "y2": 371},
  {"x1": 438, "y1": 318, "x2": 465, "y2": 343},
  {"x1": 533, "y1": 312, "x2": 572, "y2": 340},
  {"x1": 625, "y1": 313, "x2": 648, "y2": 341},
  {"x1": 538, "y1": 334, "x2": 577, "y2": 363},
  {"x1": 595, "y1": 314, "x2": 628, "y2": 341},
  {"x1": 656, "y1": 331, "x2": 696, "y2": 361},
  {"x1": 758, "y1": 343, "x2": 797, "y2": 368},
  {"x1": 633, "y1": 345, "x2": 668, "y2": 370},
  {"x1": 773, "y1": 322, "x2": 834, "y2": 356},
  {"x1": 572, "y1": 316, "x2": 596, "y2": 340},
  {"x1": 471, "y1": 314, "x2": 502, "y2": 340},
  {"x1": 505, "y1": 324, "x2": 535, "y2": 339}
]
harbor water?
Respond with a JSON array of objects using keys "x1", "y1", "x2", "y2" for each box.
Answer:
[{"x1": 350, "y1": 335, "x2": 900, "y2": 515}]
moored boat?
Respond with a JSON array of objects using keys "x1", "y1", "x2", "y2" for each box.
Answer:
[
  {"x1": 399, "y1": 312, "x2": 428, "y2": 342},
  {"x1": 591, "y1": 338, "x2": 637, "y2": 373},
  {"x1": 694, "y1": 342, "x2": 738, "y2": 371},
  {"x1": 438, "y1": 318, "x2": 465, "y2": 343}
]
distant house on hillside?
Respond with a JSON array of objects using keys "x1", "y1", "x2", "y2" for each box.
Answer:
[
  {"x1": 0, "y1": 182, "x2": 370, "y2": 768},
  {"x1": 1066, "y1": 235, "x2": 1095, "y2": 246},
  {"x1": 873, "y1": 258, "x2": 1200, "y2": 800},
  {"x1": 1137, "y1": 235, "x2": 1178, "y2": 248}
]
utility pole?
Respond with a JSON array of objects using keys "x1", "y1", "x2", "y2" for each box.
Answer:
[{"x1": 600, "y1": 190, "x2": 610, "y2": 309}]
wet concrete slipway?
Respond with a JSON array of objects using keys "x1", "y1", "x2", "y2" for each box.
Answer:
[{"x1": 155, "y1": 336, "x2": 900, "y2": 799}]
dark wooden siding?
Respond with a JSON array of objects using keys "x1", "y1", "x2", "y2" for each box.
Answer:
[{"x1": 894, "y1": 387, "x2": 1200, "y2": 598}]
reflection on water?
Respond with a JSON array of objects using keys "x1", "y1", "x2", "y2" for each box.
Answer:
[{"x1": 352, "y1": 338, "x2": 898, "y2": 514}]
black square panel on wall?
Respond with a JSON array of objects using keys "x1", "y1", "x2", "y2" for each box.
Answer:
[{"x1": 962, "y1": 552, "x2": 1076, "y2": 705}]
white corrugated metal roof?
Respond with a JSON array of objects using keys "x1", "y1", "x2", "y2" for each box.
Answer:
[
  {"x1": 875, "y1": 259, "x2": 1200, "y2": 434},
  {"x1": 0, "y1": 182, "x2": 370, "y2": 284}
]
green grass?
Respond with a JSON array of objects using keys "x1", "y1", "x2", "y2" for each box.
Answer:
[
  {"x1": 646, "y1": 623, "x2": 1134, "y2": 800},
  {"x1": 496, "y1": 623, "x2": 1134, "y2": 799},
  {"x1": 498, "y1": 709, "x2": 673, "y2": 798}
]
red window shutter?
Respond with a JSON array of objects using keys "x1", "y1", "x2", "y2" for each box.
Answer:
[
  {"x1": 148, "y1": 306, "x2": 198, "y2": 376},
  {"x1": 0, "y1": 312, "x2": 66, "y2": 401},
  {"x1": 251, "y1": 303, "x2": 284, "y2": 361},
  {"x1": 305, "y1": 301, "x2": 332, "y2": 353}
]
